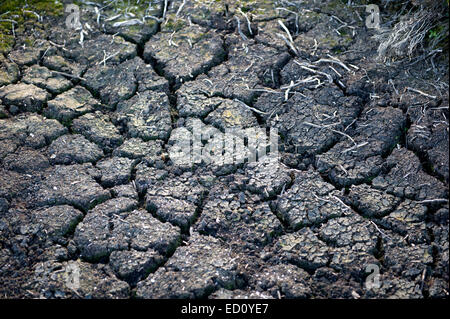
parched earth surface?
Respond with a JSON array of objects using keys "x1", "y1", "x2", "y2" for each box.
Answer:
[{"x1": 0, "y1": 0, "x2": 448, "y2": 299}]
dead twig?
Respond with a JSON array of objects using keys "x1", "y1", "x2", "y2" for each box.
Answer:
[
  {"x1": 235, "y1": 16, "x2": 248, "y2": 41},
  {"x1": 369, "y1": 220, "x2": 391, "y2": 239},
  {"x1": 234, "y1": 98, "x2": 269, "y2": 115},
  {"x1": 176, "y1": 0, "x2": 186, "y2": 17},
  {"x1": 50, "y1": 71, "x2": 86, "y2": 81},
  {"x1": 406, "y1": 87, "x2": 437, "y2": 100},
  {"x1": 238, "y1": 8, "x2": 253, "y2": 36}
]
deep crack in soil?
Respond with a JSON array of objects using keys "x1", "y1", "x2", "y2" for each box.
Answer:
[{"x1": 0, "y1": 0, "x2": 448, "y2": 299}]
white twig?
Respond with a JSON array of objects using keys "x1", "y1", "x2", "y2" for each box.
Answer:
[
  {"x1": 294, "y1": 61, "x2": 333, "y2": 83},
  {"x1": 234, "y1": 99, "x2": 269, "y2": 115},
  {"x1": 416, "y1": 198, "x2": 448, "y2": 204},
  {"x1": 235, "y1": 16, "x2": 248, "y2": 41},
  {"x1": 113, "y1": 19, "x2": 143, "y2": 27},
  {"x1": 342, "y1": 142, "x2": 368, "y2": 154},
  {"x1": 314, "y1": 58, "x2": 351, "y2": 72},
  {"x1": 96, "y1": 51, "x2": 120, "y2": 65},
  {"x1": 50, "y1": 71, "x2": 86, "y2": 81},
  {"x1": 0, "y1": 19, "x2": 17, "y2": 24},
  {"x1": 176, "y1": 0, "x2": 186, "y2": 17},
  {"x1": 276, "y1": 33, "x2": 298, "y2": 55},
  {"x1": 162, "y1": 0, "x2": 168, "y2": 20},
  {"x1": 105, "y1": 14, "x2": 121, "y2": 22},
  {"x1": 278, "y1": 20, "x2": 293, "y2": 43},
  {"x1": 238, "y1": 8, "x2": 253, "y2": 35},
  {"x1": 406, "y1": 87, "x2": 437, "y2": 99},
  {"x1": 23, "y1": 10, "x2": 41, "y2": 21},
  {"x1": 332, "y1": 195, "x2": 352, "y2": 213}
]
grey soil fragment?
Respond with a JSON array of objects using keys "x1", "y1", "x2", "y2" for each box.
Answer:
[
  {"x1": 364, "y1": 274, "x2": 423, "y2": 299},
  {"x1": 72, "y1": 112, "x2": 123, "y2": 151},
  {"x1": 372, "y1": 148, "x2": 447, "y2": 201},
  {"x1": 0, "y1": 169, "x2": 36, "y2": 200},
  {"x1": 383, "y1": 234, "x2": 433, "y2": 281},
  {"x1": 190, "y1": 37, "x2": 290, "y2": 104},
  {"x1": 145, "y1": 172, "x2": 206, "y2": 230},
  {"x1": 245, "y1": 155, "x2": 291, "y2": 199},
  {"x1": 8, "y1": 45, "x2": 46, "y2": 66},
  {"x1": 101, "y1": 1, "x2": 160, "y2": 45},
  {"x1": 96, "y1": 157, "x2": 135, "y2": 187},
  {"x1": 0, "y1": 83, "x2": 49, "y2": 114},
  {"x1": 250, "y1": 264, "x2": 312, "y2": 299},
  {"x1": 44, "y1": 86, "x2": 100, "y2": 124},
  {"x1": 82, "y1": 65, "x2": 135, "y2": 108},
  {"x1": 347, "y1": 184, "x2": 401, "y2": 218},
  {"x1": 293, "y1": 14, "x2": 354, "y2": 56},
  {"x1": 310, "y1": 267, "x2": 363, "y2": 298},
  {"x1": 176, "y1": 81, "x2": 224, "y2": 118},
  {"x1": 0, "y1": 55, "x2": 19, "y2": 86},
  {"x1": 147, "y1": 196, "x2": 198, "y2": 231},
  {"x1": 378, "y1": 200, "x2": 429, "y2": 244},
  {"x1": 319, "y1": 215, "x2": 379, "y2": 272},
  {"x1": 168, "y1": 0, "x2": 229, "y2": 30},
  {"x1": 273, "y1": 169, "x2": 350, "y2": 230},
  {"x1": 204, "y1": 98, "x2": 259, "y2": 131},
  {"x1": 196, "y1": 183, "x2": 282, "y2": 249},
  {"x1": 134, "y1": 163, "x2": 168, "y2": 194},
  {"x1": 143, "y1": 24, "x2": 225, "y2": 84},
  {"x1": 255, "y1": 19, "x2": 290, "y2": 51},
  {"x1": 110, "y1": 184, "x2": 138, "y2": 200},
  {"x1": 47, "y1": 134, "x2": 104, "y2": 165},
  {"x1": 432, "y1": 225, "x2": 449, "y2": 285},
  {"x1": 113, "y1": 138, "x2": 163, "y2": 165},
  {"x1": 74, "y1": 208, "x2": 180, "y2": 262},
  {"x1": 0, "y1": 113, "x2": 67, "y2": 151},
  {"x1": 275, "y1": 228, "x2": 329, "y2": 271},
  {"x1": 319, "y1": 215, "x2": 377, "y2": 248},
  {"x1": 42, "y1": 54, "x2": 86, "y2": 78},
  {"x1": 109, "y1": 249, "x2": 164, "y2": 286},
  {"x1": 64, "y1": 33, "x2": 136, "y2": 66},
  {"x1": 0, "y1": 104, "x2": 8, "y2": 119},
  {"x1": 407, "y1": 99, "x2": 450, "y2": 182},
  {"x1": 31, "y1": 163, "x2": 111, "y2": 211},
  {"x1": 115, "y1": 90, "x2": 172, "y2": 141},
  {"x1": 82, "y1": 57, "x2": 167, "y2": 108},
  {"x1": 31, "y1": 205, "x2": 84, "y2": 244},
  {"x1": 3, "y1": 147, "x2": 49, "y2": 173},
  {"x1": 22, "y1": 65, "x2": 72, "y2": 94},
  {"x1": 90, "y1": 197, "x2": 138, "y2": 217},
  {"x1": 428, "y1": 277, "x2": 449, "y2": 298},
  {"x1": 135, "y1": 232, "x2": 238, "y2": 298},
  {"x1": 32, "y1": 260, "x2": 129, "y2": 298},
  {"x1": 259, "y1": 86, "x2": 362, "y2": 157},
  {"x1": 316, "y1": 107, "x2": 405, "y2": 187},
  {"x1": 168, "y1": 119, "x2": 250, "y2": 175},
  {"x1": 0, "y1": 198, "x2": 9, "y2": 213}
]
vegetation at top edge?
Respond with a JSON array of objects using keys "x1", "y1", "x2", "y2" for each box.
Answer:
[{"x1": 0, "y1": 0, "x2": 64, "y2": 53}]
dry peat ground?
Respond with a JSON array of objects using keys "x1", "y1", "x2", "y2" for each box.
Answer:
[{"x1": 0, "y1": 0, "x2": 448, "y2": 299}]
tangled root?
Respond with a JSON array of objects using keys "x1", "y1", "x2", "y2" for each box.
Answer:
[{"x1": 374, "y1": 1, "x2": 448, "y2": 61}]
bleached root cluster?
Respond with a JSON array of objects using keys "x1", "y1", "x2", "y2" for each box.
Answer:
[{"x1": 373, "y1": 2, "x2": 447, "y2": 61}]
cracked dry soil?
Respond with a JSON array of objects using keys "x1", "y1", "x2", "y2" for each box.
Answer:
[{"x1": 0, "y1": 0, "x2": 448, "y2": 299}]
